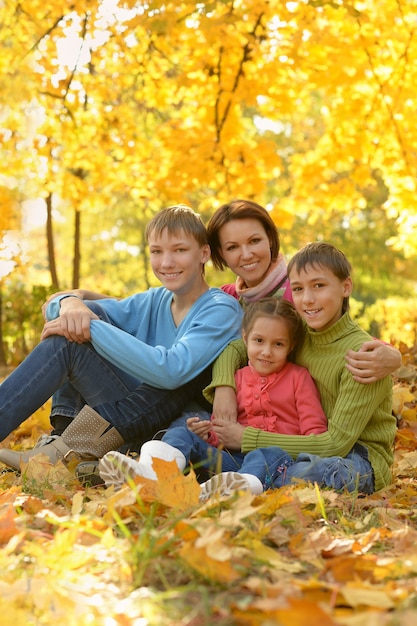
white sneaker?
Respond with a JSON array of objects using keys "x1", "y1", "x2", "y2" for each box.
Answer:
[
  {"x1": 98, "y1": 450, "x2": 155, "y2": 489},
  {"x1": 199, "y1": 472, "x2": 251, "y2": 502}
]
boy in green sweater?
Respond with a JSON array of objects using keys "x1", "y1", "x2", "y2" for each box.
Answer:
[{"x1": 200, "y1": 242, "x2": 396, "y2": 499}]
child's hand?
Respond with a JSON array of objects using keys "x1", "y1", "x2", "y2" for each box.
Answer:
[
  {"x1": 186, "y1": 416, "x2": 212, "y2": 441},
  {"x1": 212, "y1": 419, "x2": 245, "y2": 450}
]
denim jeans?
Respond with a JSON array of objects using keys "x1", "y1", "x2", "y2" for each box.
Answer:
[
  {"x1": 234, "y1": 447, "x2": 294, "y2": 487},
  {"x1": 0, "y1": 302, "x2": 212, "y2": 444},
  {"x1": 162, "y1": 426, "x2": 248, "y2": 474},
  {"x1": 238, "y1": 444, "x2": 375, "y2": 494},
  {"x1": 151, "y1": 409, "x2": 211, "y2": 441}
]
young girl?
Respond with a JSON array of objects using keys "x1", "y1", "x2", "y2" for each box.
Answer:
[{"x1": 98, "y1": 297, "x2": 328, "y2": 492}]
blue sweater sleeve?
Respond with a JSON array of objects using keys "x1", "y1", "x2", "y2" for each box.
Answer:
[
  {"x1": 46, "y1": 289, "x2": 243, "y2": 388},
  {"x1": 88, "y1": 289, "x2": 243, "y2": 388}
]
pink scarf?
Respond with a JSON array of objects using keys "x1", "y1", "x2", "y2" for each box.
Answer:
[{"x1": 235, "y1": 254, "x2": 288, "y2": 304}]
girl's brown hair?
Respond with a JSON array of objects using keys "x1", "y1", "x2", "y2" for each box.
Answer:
[{"x1": 242, "y1": 297, "x2": 304, "y2": 362}]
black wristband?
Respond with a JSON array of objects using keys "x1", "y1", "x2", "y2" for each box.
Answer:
[{"x1": 59, "y1": 295, "x2": 81, "y2": 308}]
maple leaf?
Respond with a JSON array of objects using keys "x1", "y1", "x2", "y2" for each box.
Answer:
[
  {"x1": 104, "y1": 457, "x2": 200, "y2": 514},
  {"x1": 340, "y1": 583, "x2": 396, "y2": 610},
  {"x1": 393, "y1": 383, "x2": 417, "y2": 420},
  {"x1": 232, "y1": 596, "x2": 338, "y2": 626},
  {"x1": 394, "y1": 450, "x2": 417, "y2": 476},
  {"x1": 395, "y1": 427, "x2": 417, "y2": 451},
  {"x1": 11, "y1": 403, "x2": 52, "y2": 443},
  {"x1": 21, "y1": 454, "x2": 75, "y2": 489},
  {"x1": 179, "y1": 540, "x2": 249, "y2": 584},
  {"x1": 0, "y1": 503, "x2": 20, "y2": 546},
  {"x1": 149, "y1": 457, "x2": 201, "y2": 510}
]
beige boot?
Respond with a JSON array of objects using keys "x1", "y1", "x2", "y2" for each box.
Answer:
[
  {"x1": 0, "y1": 406, "x2": 124, "y2": 471},
  {"x1": 99, "y1": 440, "x2": 186, "y2": 489}
]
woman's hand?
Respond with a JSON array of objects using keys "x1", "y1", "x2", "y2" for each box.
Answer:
[
  {"x1": 212, "y1": 386, "x2": 238, "y2": 422},
  {"x1": 346, "y1": 341, "x2": 401, "y2": 384},
  {"x1": 211, "y1": 419, "x2": 245, "y2": 450},
  {"x1": 186, "y1": 416, "x2": 212, "y2": 441},
  {"x1": 41, "y1": 298, "x2": 99, "y2": 343}
]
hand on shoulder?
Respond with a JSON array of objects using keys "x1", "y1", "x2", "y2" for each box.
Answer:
[{"x1": 345, "y1": 340, "x2": 401, "y2": 384}]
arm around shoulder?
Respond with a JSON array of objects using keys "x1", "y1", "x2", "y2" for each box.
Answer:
[{"x1": 203, "y1": 339, "x2": 248, "y2": 402}]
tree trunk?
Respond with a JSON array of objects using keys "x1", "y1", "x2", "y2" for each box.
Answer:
[
  {"x1": 73, "y1": 209, "x2": 81, "y2": 288},
  {"x1": 46, "y1": 192, "x2": 59, "y2": 289},
  {"x1": 0, "y1": 285, "x2": 7, "y2": 366}
]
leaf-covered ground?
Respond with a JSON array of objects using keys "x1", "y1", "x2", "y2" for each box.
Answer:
[{"x1": 1, "y1": 345, "x2": 417, "y2": 626}]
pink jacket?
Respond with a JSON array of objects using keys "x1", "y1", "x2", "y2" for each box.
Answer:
[{"x1": 207, "y1": 361, "x2": 327, "y2": 446}]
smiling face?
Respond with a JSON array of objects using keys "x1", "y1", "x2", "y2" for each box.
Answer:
[
  {"x1": 218, "y1": 218, "x2": 272, "y2": 288},
  {"x1": 243, "y1": 315, "x2": 293, "y2": 376},
  {"x1": 289, "y1": 263, "x2": 353, "y2": 332},
  {"x1": 148, "y1": 227, "x2": 210, "y2": 297}
]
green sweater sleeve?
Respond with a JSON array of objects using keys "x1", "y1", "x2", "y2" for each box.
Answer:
[
  {"x1": 242, "y1": 369, "x2": 394, "y2": 491},
  {"x1": 203, "y1": 338, "x2": 248, "y2": 403},
  {"x1": 242, "y1": 369, "x2": 389, "y2": 454}
]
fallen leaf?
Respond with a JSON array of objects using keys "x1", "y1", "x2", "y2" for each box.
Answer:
[
  {"x1": 392, "y1": 383, "x2": 417, "y2": 416},
  {"x1": 179, "y1": 540, "x2": 249, "y2": 583},
  {"x1": 340, "y1": 583, "x2": 395, "y2": 609},
  {"x1": 0, "y1": 504, "x2": 20, "y2": 545},
  {"x1": 232, "y1": 596, "x2": 338, "y2": 626}
]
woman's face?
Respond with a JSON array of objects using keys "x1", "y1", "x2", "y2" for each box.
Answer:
[{"x1": 218, "y1": 218, "x2": 272, "y2": 287}]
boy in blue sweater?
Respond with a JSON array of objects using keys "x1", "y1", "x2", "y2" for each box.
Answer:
[{"x1": 0, "y1": 205, "x2": 243, "y2": 471}]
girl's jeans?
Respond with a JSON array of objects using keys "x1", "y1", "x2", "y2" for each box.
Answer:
[
  {"x1": 237, "y1": 444, "x2": 375, "y2": 494},
  {"x1": 0, "y1": 303, "x2": 211, "y2": 444},
  {"x1": 161, "y1": 427, "x2": 291, "y2": 476},
  {"x1": 162, "y1": 426, "x2": 245, "y2": 473},
  {"x1": 162, "y1": 426, "x2": 374, "y2": 494}
]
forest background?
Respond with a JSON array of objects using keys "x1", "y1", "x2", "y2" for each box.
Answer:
[{"x1": 1, "y1": 0, "x2": 417, "y2": 366}]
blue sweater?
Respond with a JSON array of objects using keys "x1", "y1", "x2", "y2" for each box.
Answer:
[{"x1": 47, "y1": 287, "x2": 243, "y2": 389}]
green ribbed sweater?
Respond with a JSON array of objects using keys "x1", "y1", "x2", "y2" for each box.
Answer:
[{"x1": 204, "y1": 313, "x2": 395, "y2": 491}]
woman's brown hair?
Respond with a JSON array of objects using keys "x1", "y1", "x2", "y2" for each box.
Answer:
[{"x1": 207, "y1": 199, "x2": 280, "y2": 271}]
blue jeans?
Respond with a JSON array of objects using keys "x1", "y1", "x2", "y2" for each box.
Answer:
[
  {"x1": 151, "y1": 410, "x2": 211, "y2": 440},
  {"x1": 238, "y1": 445, "x2": 375, "y2": 494},
  {"x1": 162, "y1": 426, "x2": 261, "y2": 474},
  {"x1": 0, "y1": 303, "x2": 212, "y2": 444}
]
